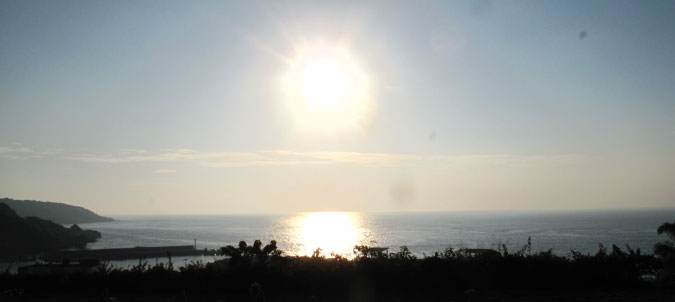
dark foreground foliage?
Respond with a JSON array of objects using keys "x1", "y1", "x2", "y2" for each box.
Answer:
[
  {"x1": 0, "y1": 242, "x2": 670, "y2": 299},
  {"x1": 1, "y1": 222, "x2": 674, "y2": 300}
]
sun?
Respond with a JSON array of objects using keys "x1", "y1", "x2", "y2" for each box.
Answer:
[
  {"x1": 300, "y1": 56, "x2": 348, "y2": 109},
  {"x1": 283, "y1": 44, "x2": 372, "y2": 131}
]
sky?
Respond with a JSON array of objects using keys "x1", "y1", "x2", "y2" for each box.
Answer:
[{"x1": 1, "y1": 0, "x2": 674, "y2": 215}]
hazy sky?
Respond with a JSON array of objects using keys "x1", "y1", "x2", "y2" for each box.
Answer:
[{"x1": 1, "y1": 0, "x2": 674, "y2": 214}]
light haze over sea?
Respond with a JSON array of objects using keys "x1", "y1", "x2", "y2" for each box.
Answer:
[{"x1": 82, "y1": 209, "x2": 675, "y2": 258}]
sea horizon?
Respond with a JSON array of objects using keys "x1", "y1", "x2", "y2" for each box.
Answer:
[
  {"x1": 97, "y1": 206, "x2": 675, "y2": 217},
  {"x1": 77, "y1": 209, "x2": 675, "y2": 258}
]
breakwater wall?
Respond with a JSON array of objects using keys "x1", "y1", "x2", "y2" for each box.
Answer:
[{"x1": 44, "y1": 245, "x2": 217, "y2": 261}]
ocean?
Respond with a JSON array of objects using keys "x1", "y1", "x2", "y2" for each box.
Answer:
[
  {"x1": 85, "y1": 209, "x2": 673, "y2": 256},
  {"x1": 3, "y1": 209, "x2": 673, "y2": 273}
]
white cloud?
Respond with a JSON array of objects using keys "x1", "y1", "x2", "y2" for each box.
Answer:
[
  {"x1": 66, "y1": 149, "x2": 602, "y2": 170},
  {"x1": 0, "y1": 144, "x2": 63, "y2": 160},
  {"x1": 1, "y1": 144, "x2": 603, "y2": 169},
  {"x1": 66, "y1": 149, "x2": 422, "y2": 167}
]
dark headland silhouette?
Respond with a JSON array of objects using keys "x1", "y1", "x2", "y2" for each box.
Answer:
[
  {"x1": 0, "y1": 202, "x2": 101, "y2": 260},
  {"x1": 0, "y1": 198, "x2": 113, "y2": 224}
]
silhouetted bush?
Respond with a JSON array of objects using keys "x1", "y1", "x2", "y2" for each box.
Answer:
[
  {"x1": 219, "y1": 240, "x2": 282, "y2": 265},
  {"x1": 655, "y1": 221, "x2": 675, "y2": 283},
  {"x1": 1, "y1": 235, "x2": 672, "y2": 299}
]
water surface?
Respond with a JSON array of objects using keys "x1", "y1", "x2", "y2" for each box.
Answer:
[{"x1": 81, "y1": 209, "x2": 675, "y2": 257}]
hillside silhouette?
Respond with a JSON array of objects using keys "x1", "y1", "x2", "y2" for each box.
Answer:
[
  {"x1": 0, "y1": 202, "x2": 101, "y2": 260},
  {"x1": 0, "y1": 198, "x2": 113, "y2": 224}
]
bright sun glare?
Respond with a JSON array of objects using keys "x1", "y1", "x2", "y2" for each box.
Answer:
[
  {"x1": 294, "y1": 212, "x2": 362, "y2": 258},
  {"x1": 284, "y1": 45, "x2": 372, "y2": 131},
  {"x1": 301, "y1": 57, "x2": 348, "y2": 109}
]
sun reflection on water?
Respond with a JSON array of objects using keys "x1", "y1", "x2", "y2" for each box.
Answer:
[{"x1": 292, "y1": 212, "x2": 363, "y2": 258}]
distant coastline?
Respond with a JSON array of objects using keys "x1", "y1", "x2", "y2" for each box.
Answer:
[
  {"x1": 0, "y1": 198, "x2": 113, "y2": 224},
  {"x1": 0, "y1": 202, "x2": 102, "y2": 260}
]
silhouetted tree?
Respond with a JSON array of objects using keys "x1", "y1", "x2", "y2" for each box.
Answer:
[
  {"x1": 655, "y1": 222, "x2": 675, "y2": 258},
  {"x1": 353, "y1": 245, "x2": 387, "y2": 259},
  {"x1": 262, "y1": 240, "x2": 282, "y2": 258},
  {"x1": 238, "y1": 240, "x2": 248, "y2": 255},
  {"x1": 219, "y1": 240, "x2": 283, "y2": 263},
  {"x1": 311, "y1": 248, "x2": 322, "y2": 258},
  {"x1": 249, "y1": 240, "x2": 263, "y2": 257},
  {"x1": 655, "y1": 222, "x2": 675, "y2": 279},
  {"x1": 390, "y1": 246, "x2": 415, "y2": 260}
]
